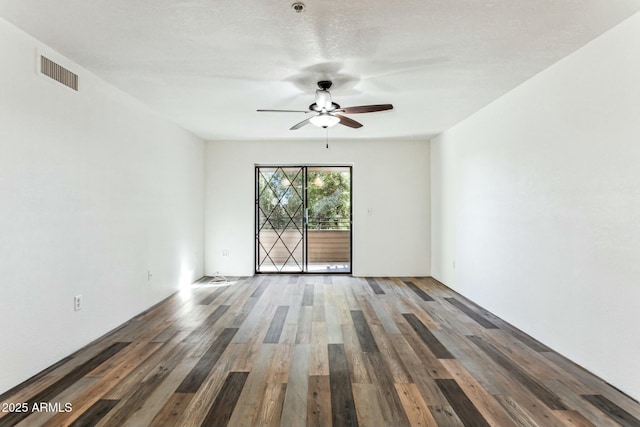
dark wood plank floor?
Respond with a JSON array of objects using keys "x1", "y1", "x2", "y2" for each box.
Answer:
[{"x1": 1, "y1": 276, "x2": 639, "y2": 427}]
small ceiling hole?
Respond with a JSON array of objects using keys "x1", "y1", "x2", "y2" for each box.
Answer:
[{"x1": 292, "y1": 2, "x2": 305, "y2": 13}]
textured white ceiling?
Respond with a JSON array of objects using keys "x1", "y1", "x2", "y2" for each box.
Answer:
[{"x1": 2, "y1": 1, "x2": 640, "y2": 141}]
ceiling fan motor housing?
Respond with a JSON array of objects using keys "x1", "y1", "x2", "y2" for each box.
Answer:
[{"x1": 309, "y1": 102, "x2": 340, "y2": 112}]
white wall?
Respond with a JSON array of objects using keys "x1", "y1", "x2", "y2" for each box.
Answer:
[
  {"x1": 205, "y1": 139, "x2": 430, "y2": 277},
  {"x1": 0, "y1": 18, "x2": 204, "y2": 394},
  {"x1": 431, "y1": 12, "x2": 640, "y2": 400}
]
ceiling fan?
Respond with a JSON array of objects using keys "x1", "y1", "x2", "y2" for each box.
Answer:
[{"x1": 257, "y1": 80, "x2": 393, "y2": 130}]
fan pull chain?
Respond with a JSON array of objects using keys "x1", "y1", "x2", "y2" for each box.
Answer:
[{"x1": 326, "y1": 128, "x2": 329, "y2": 149}]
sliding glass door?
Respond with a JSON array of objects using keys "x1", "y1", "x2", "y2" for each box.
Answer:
[
  {"x1": 256, "y1": 167, "x2": 306, "y2": 273},
  {"x1": 305, "y1": 166, "x2": 352, "y2": 273},
  {"x1": 255, "y1": 165, "x2": 351, "y2": 273}
]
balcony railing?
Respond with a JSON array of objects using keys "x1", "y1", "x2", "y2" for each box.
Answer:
[
  {"x1": 258, "y1": 228, "x2": 350, "y2": 265},
  {"x1": 308, "y1": 218, "x2": 351, "y2": 230}
]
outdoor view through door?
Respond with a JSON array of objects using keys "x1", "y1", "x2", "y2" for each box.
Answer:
[{"x1": 255, "y1": 166, "x2": 352, "y2": 273}]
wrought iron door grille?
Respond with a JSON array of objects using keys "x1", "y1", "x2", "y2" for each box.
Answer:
[{"x1": 256, "y1": 167, "x2": 305, "y2": 272}]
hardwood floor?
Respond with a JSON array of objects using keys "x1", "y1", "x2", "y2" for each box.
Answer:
[{"x1": 1, "y1": 275, "x2": 639, "y2": 427}]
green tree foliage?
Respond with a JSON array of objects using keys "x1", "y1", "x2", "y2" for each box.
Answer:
[
  {"x1": 258, "y1": 169, "x2": 304, "y2": 230},
  {"x1": 257, "y1": 168, "x2": 350, "y2": 231},
  {"x1": 307, "y1": 171, "x2": 350, "y2": 230}
]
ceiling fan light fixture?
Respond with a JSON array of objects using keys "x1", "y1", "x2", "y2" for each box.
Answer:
[
  {"x1": 257, "y1": 80, "x2": 390, "y2": 130},
  {"x1": 310, "y1": 113, "x2": 340, "y2": 128}
]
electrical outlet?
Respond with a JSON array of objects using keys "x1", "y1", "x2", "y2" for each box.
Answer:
[
  {"x1": 222, "y1": 249, "x2": 230, "y2": 257},
  {"x1": 74, "y1": 295, "x2": 82, "y2": 311}
]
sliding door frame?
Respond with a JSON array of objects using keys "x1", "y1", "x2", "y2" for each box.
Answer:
[{"x1": 255, "y1": 164, "x2": 352, "y2": 275}]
